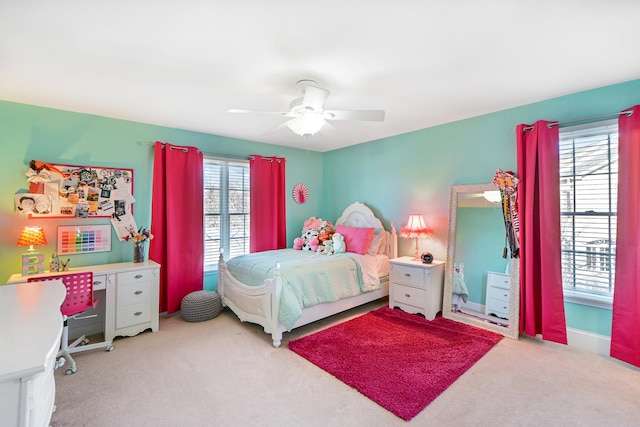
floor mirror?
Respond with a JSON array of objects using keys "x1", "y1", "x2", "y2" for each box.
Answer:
[{"x1": 442, "y1": 183, "x2": 520, "y2": 339}]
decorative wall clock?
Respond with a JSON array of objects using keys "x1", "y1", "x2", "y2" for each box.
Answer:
[{"x1": 293, "y1": 183, "x2": 309, "y2": 204}]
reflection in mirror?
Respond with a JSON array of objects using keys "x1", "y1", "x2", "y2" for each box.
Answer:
[{"x1": 442, "y1": 183, "x2": 520, "y2": 339}]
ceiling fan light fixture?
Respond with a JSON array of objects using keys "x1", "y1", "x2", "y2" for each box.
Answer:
[{"x1": 286, "y1": 112, "x2": 325, "y2": 137}]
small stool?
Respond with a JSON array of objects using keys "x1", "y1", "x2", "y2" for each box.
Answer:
[{"x1": 181, "y1": 290, "x2": 222, "y2": 322}]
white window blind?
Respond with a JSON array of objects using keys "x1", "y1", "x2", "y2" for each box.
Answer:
[
  {"x1": 203, "y1": 157, "x2": 250, "y2": 272},
  {"x1": 559, "y1": 121, "x2": 617, "y2": 299}
]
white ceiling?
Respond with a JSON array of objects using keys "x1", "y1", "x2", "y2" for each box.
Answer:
[{"x1": 1, "y1": 1, "x2": 639, "y2": 152}]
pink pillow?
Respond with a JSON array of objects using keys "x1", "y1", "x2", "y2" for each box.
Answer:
[{"x1": 336, "y1": 225, "x2": 375, "y2": 255}]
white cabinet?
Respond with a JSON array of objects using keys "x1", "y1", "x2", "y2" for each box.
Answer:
[
  {"x1": 485, "y1": 271, "x2": 510, "y2": 319},
  {"x1": 0, "y1": 280, "x2": 66, "y2": 427},
  {"x1": 389, "y1": 257, "x2": 445, "y2": 320}
]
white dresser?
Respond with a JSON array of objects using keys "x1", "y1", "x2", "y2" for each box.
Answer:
[
  {"x1": 388, "y1": 257, "x2": 445, "y2": 320},
  {"x1": 7, "y1": 261, "x2": 160, "y2": 342},
  {"x1": 0, "y1": 280, "x2": 66, "y2": 427},
  {"x1": 484, "y1": 271, "x2": 510, "y2": 319}
]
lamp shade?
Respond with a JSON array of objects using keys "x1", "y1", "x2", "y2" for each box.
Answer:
[
  {"x1": 17, "y1": 226, "x2": 47, "y2": 247},
  {"x1": 287, "y1": 113, "x2": 325, "y2": 137},
  {"x1": 399, "y1": 214, "x2": 431, "y2": 238}
]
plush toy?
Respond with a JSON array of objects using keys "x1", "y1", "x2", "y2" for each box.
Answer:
[
  {"x1": 293, "y1": 216, "x2": 334, "y2": 251},
  {"x1": 332, "y1": 232, "x2": 346, "y2": 254},
  {"x1": 318, "y1": 239, "x2": 334, "y2": 255}
]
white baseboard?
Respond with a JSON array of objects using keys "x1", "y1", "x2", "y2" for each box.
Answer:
[{"x1": 567, "y1": 327, "x2": 611, "y2": 357}]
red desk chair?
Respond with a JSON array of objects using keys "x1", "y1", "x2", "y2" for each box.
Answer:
[{"x1": 29, "y1": 272, "x2": 114, "y2": 375}]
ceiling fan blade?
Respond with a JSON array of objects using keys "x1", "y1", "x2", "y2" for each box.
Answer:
[
  {"x1": 228, "y1": 108, "x2": 295, "y2": 117},
  {"x1": 302, "y1": 85, "x2": 330, "y2": 112},
  {"x1": 260, "y1": 119, "x2": 292, "y2": 136},
  {"x1": 323, "y1": 109, "x2": 385, "y2": 122}
]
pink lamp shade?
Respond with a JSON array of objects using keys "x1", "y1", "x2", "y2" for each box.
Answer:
[
  {"x1": 17, "y1": 226, "x2": 47, "y2": 250},
  {"x1": 400, "y1": 214, "x2": 432, "y2": 260}
]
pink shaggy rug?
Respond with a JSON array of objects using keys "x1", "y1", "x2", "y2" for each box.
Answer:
[{"x1": 288, "y1": 306, "x2": 502, "y2": 421}]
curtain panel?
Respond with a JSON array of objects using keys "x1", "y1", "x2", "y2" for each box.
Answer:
[
  {"x1": 610, "y1": 105, "x2": 640, "y2": 367},
  {"x1": 249, "y1": 155, "x2": 286, "y2": 252},
  {"x1": 149, "y1": 142, "x2": 204, "y2": 314},
  {"x1": 516, "y1": 121, "x2": 568, "y2": 344}
]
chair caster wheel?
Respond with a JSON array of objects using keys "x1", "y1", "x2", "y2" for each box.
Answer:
[
  {"x1": 65, "y1": 366, "x2": 76, "y2": 375},
  {"x1": 107, "y1": 345, "x2": 115, "y2": 352},
  {"x1": 81, "y1": 338, "x2": 89, "y2": 345},
  {"x1": 55, "y1": 357, "x2": 66, "y2": 369}
]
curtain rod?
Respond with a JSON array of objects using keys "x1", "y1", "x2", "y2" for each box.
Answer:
[
  {"x1": 523, "y1": 109, "x2": 633, "y2": 131},
  {"x1": 141, "y1": 141, "x2": 250, "y2": 159}
]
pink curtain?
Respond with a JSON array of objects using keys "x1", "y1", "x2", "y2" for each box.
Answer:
[
  {"x1": 610, "y1": 105, "x2": 640, "y2": 366},
  {"x1": 516, "y1": 120, "x2": 568, "y2": 344},
  {"x1": 149, "y1": 142, "x2": 204, "y2": 314},
  {"x1": 249, "y1": 155, "x2": 286, "y2": 252}
]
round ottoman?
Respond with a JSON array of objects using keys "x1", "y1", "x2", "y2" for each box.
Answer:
[{"x1": 181, "y1": 290, "x2": 222, "y2": 322}]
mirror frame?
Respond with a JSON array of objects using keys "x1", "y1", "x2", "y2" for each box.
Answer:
[{"x1": 442, "y1": 183, "x2": 520, "y2": 339}]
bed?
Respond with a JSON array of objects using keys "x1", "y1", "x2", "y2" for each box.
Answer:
[{"x1": 217, "y1": 201, "x2": 397, "y2": 347}]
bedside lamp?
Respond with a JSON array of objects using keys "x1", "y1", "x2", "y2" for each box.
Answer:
[
  {"x1": 400, "y1": 214, "x2": 432, "y2": 261},
  {"x1": 17, "y1": 226, "x2": 47, "y2": 276}
]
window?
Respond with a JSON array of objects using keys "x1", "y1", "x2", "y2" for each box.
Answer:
[
  {"x1": 203, "y1": 157, "x2": 250, "y2": 272},
  {"x1": 559, "y1": 120, "x2": 617, "y2": 304}
]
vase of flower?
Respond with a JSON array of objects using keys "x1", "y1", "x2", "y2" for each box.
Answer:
[
  {"x1": 126, "y1": 226, "x2": 153, "y2": 264},
  {"x1": 133, "y1": 242, "x2": 145, "y2": 263}
]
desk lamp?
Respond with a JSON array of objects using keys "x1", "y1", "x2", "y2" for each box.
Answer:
[
  {"x1": 400, "y1": 214, "x2": 432, "y2": 261},
  {"x1": 17, "y1": 226, "x2": 47, "y2": 276}
]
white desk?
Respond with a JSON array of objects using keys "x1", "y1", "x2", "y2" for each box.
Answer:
[
  {"x1": 7, "y1": 261, "x2": 161, "y2": 342},
  {"x1": 0, "y1": 280, "x2": 65, "y2": 427}
]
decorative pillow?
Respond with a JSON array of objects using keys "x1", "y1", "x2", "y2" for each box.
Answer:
[
  {"x1": 367, "y1": 231, "x2": 383, "y2": 255},
  {"x1": 336, "y1": 225, "x2": 375, "y2": 255},
  {"x1": 377, "y1": 230, "x2": 389, "y2": 254}
]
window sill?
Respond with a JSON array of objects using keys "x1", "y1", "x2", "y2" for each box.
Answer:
[{"x1": 563, "y1": 289, "x2": 612, "y2": 310}]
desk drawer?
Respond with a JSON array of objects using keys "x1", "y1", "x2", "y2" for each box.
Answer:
[
  {"x1": 92, "y1": 274, "x2": 107, "y2": 291},
  {"x1": 391, "y1": 265, "x2": 428, "y2": 287},
  {"x1": 116, "y1": 302, "x2": 152, "y2": 329},
  {"x1": 393, "y1": 283, "x2": 426, "y2": 308},
  {"x1": 117, "y1": 269, "x2": 155, "y2": 285},
  {"x1": 117, "y1": 280, "x2": 153, "y2": 306}
]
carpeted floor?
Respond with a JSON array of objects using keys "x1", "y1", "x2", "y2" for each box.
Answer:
[
  {"x1": 50, "y1": 299, "x2": 640, "y2": 427},
  {"x1": 289, "y1": 306, "x2": 503, "y2": 420}
]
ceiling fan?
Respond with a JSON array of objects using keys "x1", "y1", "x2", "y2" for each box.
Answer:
[{"x1": 228, "y1": 79, "x2": 385, "y2": 137}]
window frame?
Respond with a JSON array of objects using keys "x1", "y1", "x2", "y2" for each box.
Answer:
[
  {"x1": 203, "y1": 156, "x2": 250, "y2": 273},
  {"x1": 559, "y1": 120, "x2": 618, "y2": 309}
]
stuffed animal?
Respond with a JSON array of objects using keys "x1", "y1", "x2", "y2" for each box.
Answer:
[
  {"x1": 332, "y1": 232, "x2": 346, "y2": 254},
  {"x1": 293, "y1": 216, "x2": 333, "y2": 251},
  {"x1": 318, "y1": 239, "x2": 334, "y2": 255}
]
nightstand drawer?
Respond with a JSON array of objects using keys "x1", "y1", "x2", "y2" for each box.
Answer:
[
  {"x1": 486, "y1": 297, "x2": 509, "y2": 318},
  {"x1": 391, "y1": 264, "x2": 428, "y2": 287},
  {"x1": 393, "y1": 283, "x2": 426, "y2": 308},
  {"x1": 487, "y1": 272, "x2": 510, "y2": 289},
  {"x1": 486, "y1": 285, "x2": 509, "y2": 303}
]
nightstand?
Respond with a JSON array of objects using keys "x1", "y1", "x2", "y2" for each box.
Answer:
[{"x1": 389, "y1": 256, "x2": 445, "y2": 320}]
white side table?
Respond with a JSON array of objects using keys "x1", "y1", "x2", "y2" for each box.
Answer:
[{"x1": 389, "y1": 256, "x2": 445, "y2": 320}]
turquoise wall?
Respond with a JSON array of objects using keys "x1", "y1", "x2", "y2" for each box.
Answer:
[
  {"x1": 0, "y1": 101, "x2": 324, "y2": 290},
  {"x1": 322, "y1": 78, "x2": 640, "y2": 337}
]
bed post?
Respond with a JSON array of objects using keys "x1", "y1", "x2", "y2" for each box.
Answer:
[
  {"x1": 389, "y1": 222, "x2": 398, "y2": 259},
  {"x1": 269, "y1": 263, "x2": 283, "y2": 347}
]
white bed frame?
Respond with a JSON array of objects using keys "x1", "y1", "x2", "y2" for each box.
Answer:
[{"x1": 217, "y1": 202, "x2": 397, "y2": 347}]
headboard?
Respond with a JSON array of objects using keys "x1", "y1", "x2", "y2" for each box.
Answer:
[{"x1": 336, "y1": 201, "x2": 397, "y2": 258}]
